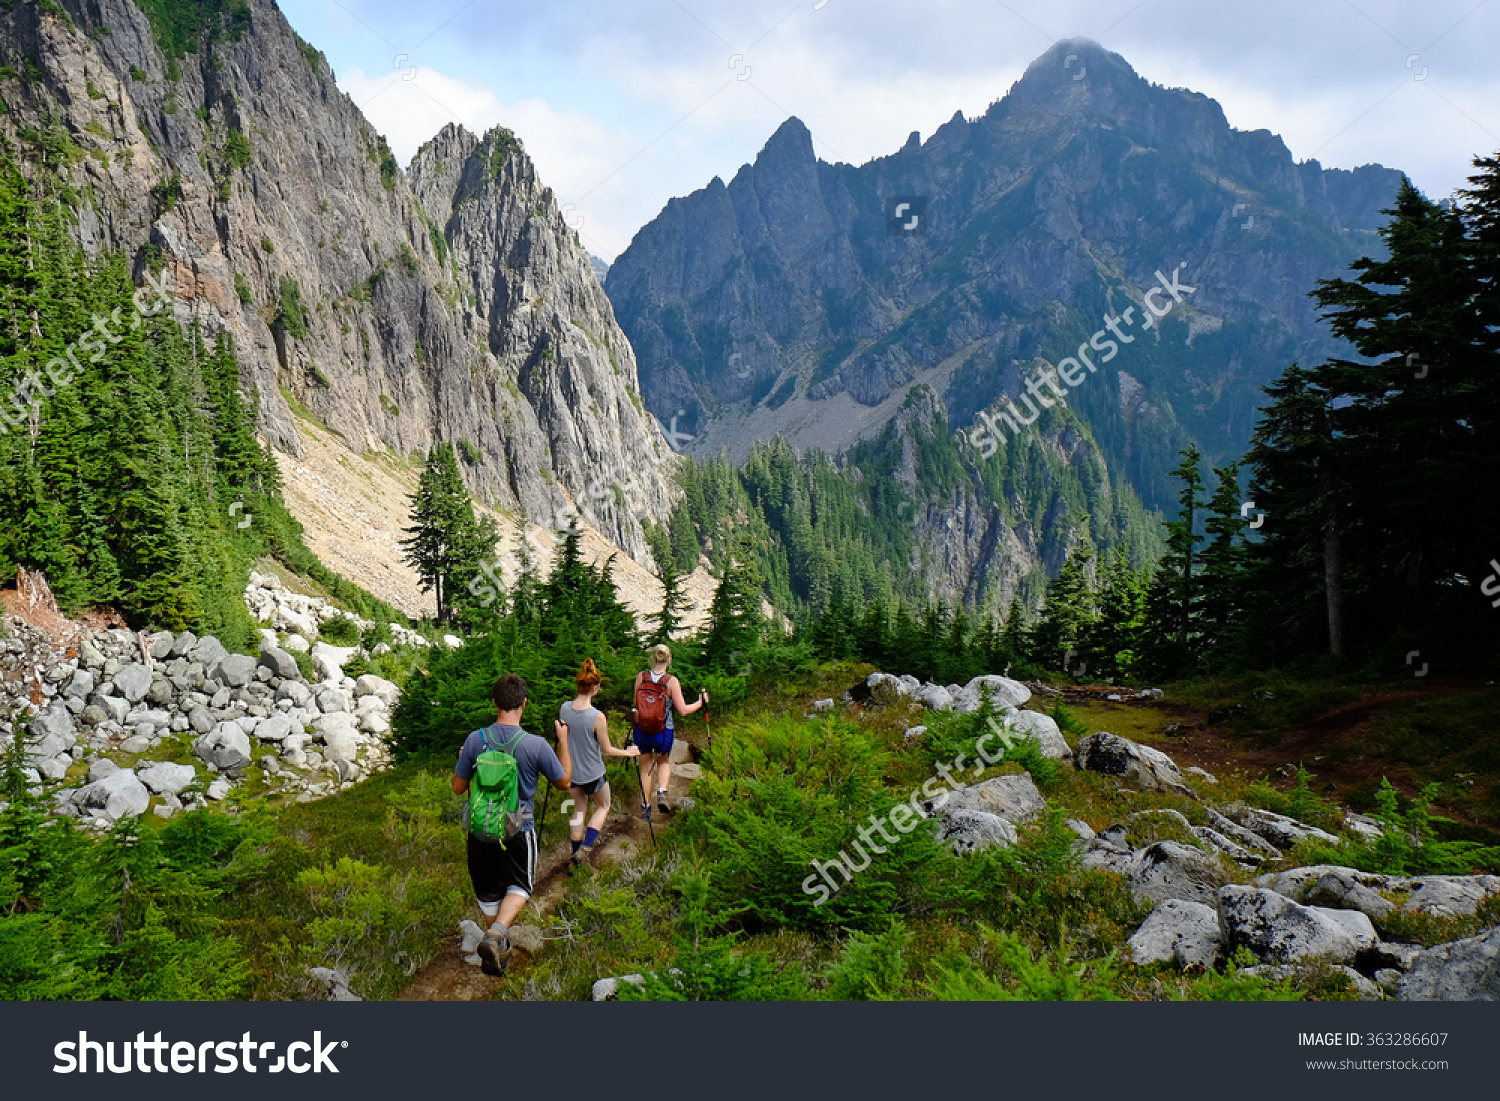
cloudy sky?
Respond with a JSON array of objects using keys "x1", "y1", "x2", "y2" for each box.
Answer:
[{"x1": 277, "y1": 0, "x2": 1500, "y2": 261}]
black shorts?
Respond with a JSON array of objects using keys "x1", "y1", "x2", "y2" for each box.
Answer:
[
  {"x1": 573, "y1": 774, "x2": 608, "y2": 796},
  {"x1": 466, "y1": 829, "x2": 538, "y2": 902}
]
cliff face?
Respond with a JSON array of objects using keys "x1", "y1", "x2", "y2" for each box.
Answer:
[
  {"x1": 4, "y1": 0, "x2": 675, "y2": 564},
  {"x1": 606, "y1": 37, "x2": 1406, "y2": 514}
]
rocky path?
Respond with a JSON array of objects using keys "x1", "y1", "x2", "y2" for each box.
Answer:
[{"x1": 397, "y1": 758, "x2": 698, "y2": 1001}]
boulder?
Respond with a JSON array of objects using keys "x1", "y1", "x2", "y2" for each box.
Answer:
[
  {"x1": 1401, "y1": 875, "x2": 1500, "y2": 919},
  {"x1": 119, "y1": 734, "x2": 151, "y2": 755},
  {"x1": 277, "y1": 608, "x2": 319, "y2": 640},
  {"x1": 507, "y1": 925, "x2": 545, "y2": 954},
  {"x1": 359, "y1": 712, "x2": 390, "y2": 736},
  {"x1": 213, "y1": 654, "x2": 258, "y2": 689},
  {"x1": 1396, "y1": 928, "x2": 1500, "y2": 1001},
  {"x1": 1191, "y1": 826, "x2": 1264, "y2": 865},
  {"x1": 206, "y1": 777, "x2": 231, "y2": 801},
  {"x1": 1127, "y1": 899, "x2": 1223, "y2": 969},
  {"x1": 1344, "y1": 812, "x2": 1384, "y2": 841},
  {"x1": 1207, "y1": 808, "x2": 1282, "y2": 857},
  {"x1": 866, "y1": 673, "x2": 909, "y2": 707},
  {"x1": 354, "y1": 674, "x2": 401, "y2": 708},
  {"x1": 188, "y1": 705, "x2": 215, "y2": 735},
  {"x1": 1217, "y1": 884, "x2": 1376, "y2": 965},
  {"x1": 149, "y1": 632, "x2": 175, "y2": 660},
  {"x1": 277, "y1": 680, "x2": 314, "y2": 707},
  {"x1": 1066, "y1": 819, "x2": 1096, "y2": 840},
  {"x1": 901, "y1": 725, "x2": 928, "y2": 748},
  {"x1": 63, "y1": 668, "x2": 95, "y2": 700},
  {"x1": 958, "y1": 674, "x2": 1031, "y2": 710},
  {"x1": 169, "y1": 631, "x2": 198, "y2": 658},
  {"x1": 811, "y1": 698, "x2": 834, "y2": 713},
  {"x1": 927, "y1": 772, "x2": 1045, "y2": 824},
  {"x1": 916, "y1": 683, "x2": 953, "y2": 712},
  {"x1": 27, "y1": 705, "x2": 76, "y2": 761},
  {"x1": 138, "y1": 761, "x2": 197, "y2": 797},
  {"x1": 591, "y1": 974, "x2": 646, "y2": 1001},
  {"x1": 442, "y1": 635, "x2": 464, "y2": 649},
  {"x1": 37, "y1": 755, "x2": 71, "y2": 781},
  {"x1": 255, "y1": 715, "x2": 297, "y2": 743},
  {"x1": 1074, "y1": 732, "x2": 1190, "y2": 794},
  {"x1": 191, "y1": 636, "x2": 229, "y2": 668},
  {"x1": 283, "y1": 633, "x2": 311, "y2": 653},
  {"x1": 113, "y1": 664, "x2": 153, "y2": 703},
  {"x1": 195, "y1": 723, "x2": 253, "y2": 771},
  {"x1": 72, "y1": 768, "x2": 151, "y2": 822},
  {"x1": 937, "y1": 808, "x2": 1018, "y2": 854},
  {"x1": 92, "y1": 695, "x2": 130, "y2": 724},
  {"x1": 259, "y1": 646, "x2": 301, "y2": 680},
  {"x1": 322, "y1": 725, "x2": 361, "y2": 764},
  {"x1": 993, "y1": 708, "x2": 1071, "y2": 760},
  {"x1": 1217, "y1": 805, "x2": 1339, "y2": 849},
  {"x1": 316, "y1": 688, "x2": 351, "y2": 714},
  {"x1": 1128, "y1": 841, "x2": 1228, "y2": 907},
  {"x1": 1303, "y1": 869, "x2": 1397, "y2": 922},
  {"x1": 87, "y1": 758, "x2": 120, "y2": 784}
]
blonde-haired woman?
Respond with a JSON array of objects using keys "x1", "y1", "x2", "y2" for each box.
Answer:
[
  {"x1": 560, "y1": 658, "x2": 639, "y2": 867},
  {"x1": 631, "y1": 644, "x2": 706, "y2": 816}
]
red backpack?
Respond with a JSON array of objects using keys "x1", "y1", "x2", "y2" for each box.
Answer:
[{"x1": 634, "y1": 672, "x2": 672, "y2": 734}]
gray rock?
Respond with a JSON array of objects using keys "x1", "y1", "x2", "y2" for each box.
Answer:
[
  {"x1": 118, "y1": 734, "x2": 152, "y2": 755},
  {"x1": 591, "y1": 974, "x2": 646, "y2": 1001},
  {"x1": 1218, "y1": 804, "x2": 1339, "y2": 849},
  {"x1": 937, "y1": 808, "x2": 1018, "y2": 854},
  {"x1": 138, "y1": 761, "x2": 197, "y2": 796},
  {"x1": 507, "y1": 925, "x2": 545, "y2": 953},
  {"x1": 1397, "y1": 928, "x2": 1500, "y2": 1001},
  {"x1": 255, "y1": 715, "x2": 297, "y2": 742},
  {"x1": 811, "y1": 698, "x2": 834, "y2": 713},
  {"x1": 113, "y1": 664, "x2": 153, "y2": 703},
  {"x1": 354, "y1": 674, "x2": 401, "y2": 707},
  {"x1": 1066, "y1": 818, "x2": 1096, "y2": 840},
  {"x1": 316, "y1": 688, "x2": 350, "y2": 714},
  {"x1": 169, "y1": 631, "x2": 198, "y2": 658},
  {"x1": 195, "y1": 724, "x2": 253, "y2": 771},
  {"x1": 1207, "y1": 808, "x2": 1282, "y2": 857},
  {"x1": 188, "y1": 705, "x2": 215, "y2": 735},
  {"x1": 27, "y1": 705, "x2": 76, "y2": 761},
  {"x1": 283, "y1": 633, "x2": 311, "y2": 653},
  {"x1": 214, "y1": 654, "x2": 258, "y2": 689},
  {"x1": 72, "y1": 768, "x2": 151, "y2": 822},
  {"x1": 1304, "y1": 869, "x2": 1396, "y2": 922},
  {"x1": 64, "y1": 668, "x2": 95, "y2": 700},
  {"x1": 259, "y1": 646, "x2": 301, "y2": 680},
  {"x1": 150, "y1": 633, "x2": 175, "y2": 660},
  {"x1": 1184, "y1": 766, "x2": 1219, "y2": 784},
  {"x1": 989, "y1": 708, "x2": 1071, "y2": 760},
  {"x1": 916, "y1": 683, "x2": 954, "y2": 712},
  {"x1": 359, "y1": 712, "x2": 390, "y2": 736},
  {"x1": 206, "y1": 777, "x2": 232, "y2": 801},
  {"x1": 277, "y1": 680, "x2": 314, "y2": 707},
  {"x1": 92, "y1": 695, "x2": 130, "y2": 725},
  {"x1": 1217, "y1": 884, "x2": 1376, "y2": 965},
  {"x1": 192, "y1": 637, "x2": 229, "y2": 668},
  {"x1": 322, "y1": 725, "x2": 361, "y2": 764},
  {"x1": 78, "y1": 639, "x2": 106, "y2": 669},
  {"x1": 1074, "y1": 732, "x2": 1190, "y2": 794},
  {"x1": 927, "y1": 772, "x2": 1045, "y2": 825},
  {"x1": 1191, "y1": 825, "x2": 1264, "y2": 864},
  {"x1": 1128, "y1": 841, "x2": 1228, "y2": 907},
  {"x1": 866, "y1": 673, "x2": 908, "y2": 707},
  {"x1": 960, "y1": 674, "x2": 1031, "y2": 709},
  {"x1": 147, "y1": 677, "x2": 175, "y2": 706},
  {"x1": 1127, "y1": 899, "x2": 1223, "y2": 969},
  {"x1": 37, "y1": 755, "x2": 71, "y2": 781},
  {"x1": 901, "y1": 725, "x2": 928, "y2": 747}
]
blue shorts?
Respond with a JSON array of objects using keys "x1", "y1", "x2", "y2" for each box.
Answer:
[{"x1": 632, "y1": 726, "x2": 674, "y2": 757}]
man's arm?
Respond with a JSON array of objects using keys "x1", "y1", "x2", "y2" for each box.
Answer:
[
  {"x1": 451, "y1": 775, "x2": 469, "y2": 796},
  {"x1": 550, "y1": 721, "x2": 573, "y2": 790}
]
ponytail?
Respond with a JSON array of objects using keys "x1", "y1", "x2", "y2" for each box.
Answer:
[{"x1": 576, "y1": 658, "x2": 602, "y2": 693}]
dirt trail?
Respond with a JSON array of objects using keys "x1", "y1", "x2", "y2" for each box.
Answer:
[{"x1": 398, "y1": 755, "x2": 698, "y2": 1001}]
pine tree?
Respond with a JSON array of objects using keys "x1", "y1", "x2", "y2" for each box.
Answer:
[
  {"x1": 1199, "y1": 463, "x2": 1249, "y2": 664},
  {"x1": 650, "y1": 555, "x2": 689, "y2": 644},
  {"x1": 702, "y1": 536, "x2": 763, "y2": 669},
  {"x1": 401, "y1": 444, "x2": 497, "y2": 627},
  {"x1": 1142, "y1": 447, "x2": 1204, "y2": 676}
]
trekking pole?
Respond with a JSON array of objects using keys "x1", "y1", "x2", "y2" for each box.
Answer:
[
  {"x1": 633, "y1": 748, "x2": 658, "y2": 847},
  {"x1": 702, "y1": 696, "x2": 713, "y2": 754}
]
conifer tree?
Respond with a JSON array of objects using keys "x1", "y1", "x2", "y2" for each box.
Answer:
[
  {"x1": 401, "y1": 444, "x2": 498, "y2": 627},
  {"x1": 650, "y1": 555, "x2": 688, "y2": 644}
]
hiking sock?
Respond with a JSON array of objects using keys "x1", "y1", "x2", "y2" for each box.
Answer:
[
  {"x1": 583, "y1": 827, "x2": 600, "y2": 848},
  {"x1": 571, "y1": 839, "x2": 583, "y2": 854}
]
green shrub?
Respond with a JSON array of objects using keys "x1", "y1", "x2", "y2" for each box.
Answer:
[
  {"x1": 319, "y1": 614, "x2": 362, "y2": 646},
  {"x1": 277, "y1": 276, "x2": 308, "y2": 340},
  {"x1": 224, "y1": 127, "x2": 252, "y2": 169},
  {"x1": 822, "y1": 922, "x2": 912, "y2": 1000},
  {"x1": 924, "y1": 927, "x2": 1121, "y2": 1000}
]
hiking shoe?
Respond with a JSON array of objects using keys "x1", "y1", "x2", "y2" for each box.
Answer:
[
  {"x1": 640, "y1": 801, "x2": 653, "y2": 821},
  {"x1": 578, "y1": 843, "x2": 596, "y2": 867},
  {"x1": 657, "y1": 796, "x2": 671, "y2": 815},
  {"x1": 477, "y1": 929, "x2": 511, "y2": 977}
]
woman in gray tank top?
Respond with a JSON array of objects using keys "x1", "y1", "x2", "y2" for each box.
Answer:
[{"x1": 561, "y1": 659, "x2": 640, "y2": 867}]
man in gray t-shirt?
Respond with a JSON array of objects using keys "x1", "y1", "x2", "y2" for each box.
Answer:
[{"x1": 451, "y1": 674, "x2": 572, "y2": 975}]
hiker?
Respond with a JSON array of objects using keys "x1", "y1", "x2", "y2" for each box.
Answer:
[
  {"x1": 451, "y1": 673, "x2": 572, "y2": 976},
  {"x1": 631, "y1": 644, "x2": 706, "y2": 816},
  {"x1": 561, "y1": 658, "x2": 640, "y2": 868}
]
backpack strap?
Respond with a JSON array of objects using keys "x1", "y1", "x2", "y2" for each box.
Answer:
[{"x1": 478, "y1": 724, "x2": 526, "y2": 755}]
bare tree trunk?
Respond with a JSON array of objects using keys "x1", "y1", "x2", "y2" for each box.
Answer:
[{"x1": 1319, "y1": 458, "x2": 1345, "y2": 663}]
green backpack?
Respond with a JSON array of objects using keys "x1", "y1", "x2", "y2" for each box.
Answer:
[{"x1": 468, "y1": 725, "x2": 528, "y2": 846}]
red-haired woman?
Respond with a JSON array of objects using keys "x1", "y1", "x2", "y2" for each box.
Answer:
[{"x1": 559, "y1": 658, "x2": 639, "y2": 867}]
